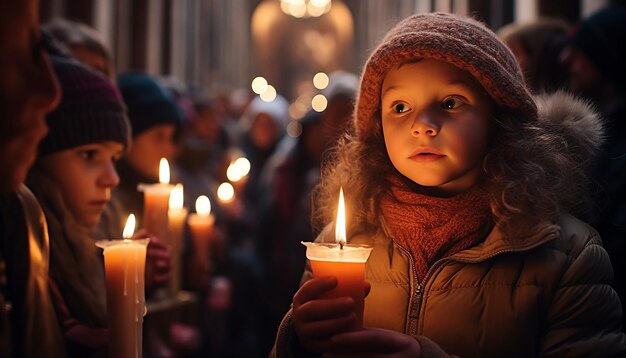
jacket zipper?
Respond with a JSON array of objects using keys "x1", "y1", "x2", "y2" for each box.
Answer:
[{"x1": 394, "y1": 236, "x2": 555, "y2": 336}]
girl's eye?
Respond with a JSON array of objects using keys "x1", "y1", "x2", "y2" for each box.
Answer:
[
  {"x1": 79, "y1": 150, "x2": 98, "y2": 161},
  {"x1": 441, "y1": 96, "x2": 466, "y2": 110},
  {"x1": 392, "y1": 102, "x2": 410, "y2": 113}
]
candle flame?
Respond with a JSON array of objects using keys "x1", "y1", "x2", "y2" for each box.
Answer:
[
  {"x1": 217, "y1": 182, "x2": 235, "y2": 202},
  {"x1": 123, "y1": 214, "x2": 136, "y2": 239},
  {"x1": 226, "y1": 157, "x2": 251, "y2": 182},
  {"x1": 169, "y1": 184, "x2": 184, "y2": 210},
  {"x1": 195, "y1": 195, "x2": 211, "y2": 216},
  {"x1": 335, "y1": 187, "x2": 346, "y2": 245},
  {"x1": 159, "y1": 158, "x2": 170, "y2": 184}
]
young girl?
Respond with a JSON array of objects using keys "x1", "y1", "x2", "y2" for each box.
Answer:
[
  {"x1": 25, "y1": 54, "x2": 131, "y2": 357},
  {"x1": 271, "y1": 13, "x2": 626, "y2": 357}
]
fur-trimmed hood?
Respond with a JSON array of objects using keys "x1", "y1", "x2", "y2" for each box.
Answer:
[{"x1": 533, "y1": 90, "x2": 603, "y2": 217}]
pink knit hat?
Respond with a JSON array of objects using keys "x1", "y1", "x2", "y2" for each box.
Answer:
[{"x1": 355, "y1": 12, "x2": 537, "y2": 138}]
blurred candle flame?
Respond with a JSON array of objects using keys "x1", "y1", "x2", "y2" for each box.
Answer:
[
  {"x1": 217, "y1": 182, "x2": 235, "y2": 202},
  {"x1": 195, "y1": 195, "x2": 211, "y2": 216},
  {"x1": 169, "y1": 184, "x2": 184, "y2": 210},
  {"x1": 159, "y1": 158, "x2": 170, "y2": 184},
  {"x1": 226, "y1": 157, "x2": 251, "y2": 182},
  {"x1": 123, "y1": 214, "x2": 136, "y2": 239},
  {"x1": 335, "y1": 187, "x2": 346, "y2": 245}
]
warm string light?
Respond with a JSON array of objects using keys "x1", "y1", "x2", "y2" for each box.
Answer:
[{"x1": 280, "y1": 0, "x2": 332, "y2": 18}]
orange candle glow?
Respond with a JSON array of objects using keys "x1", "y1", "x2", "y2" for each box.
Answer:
[
  {"x1": 96, "y1": 214, "x2": 149, "y2": 358},
  {"x1": 188, "y1": 195, "x2": 215, "y2": 262},
  {"x1": 302, "y1": 188, "x2": 373, "y2": 329},
  {"x1": 138, "y1": 158, "x2": 173, "y2": 237}
]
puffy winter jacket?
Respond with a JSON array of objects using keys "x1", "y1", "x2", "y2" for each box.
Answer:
[{"x1": 272, "y1": 214, "x2": 626, "y2": 357}]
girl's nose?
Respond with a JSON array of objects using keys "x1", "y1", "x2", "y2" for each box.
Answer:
[
  {"x1": 411, "y1": 112, "x2": 440, "y2": 137},
  {"x1": 98, "y1": 161, "x2": 120, "y2": 188}
]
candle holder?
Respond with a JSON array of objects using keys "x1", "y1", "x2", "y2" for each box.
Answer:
[
  {"x1": 301, "y1": 242, "x2": 373, "y2": 329},
  {"x1": 97, "y1": 238, "x2": 150, "y2": 358}
]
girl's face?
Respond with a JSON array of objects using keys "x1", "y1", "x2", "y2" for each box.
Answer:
[
  {"x1": 40, "y1": 141, "x2": 124, "y2": 228},
  {"x1": 125, "y1": 124, "x2": 177, "y2": 179},
  {"x1": 381, "y1": 59, "x2": 494, "y2": 197}
]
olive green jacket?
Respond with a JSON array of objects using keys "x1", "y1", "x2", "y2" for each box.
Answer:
[{"x1": 271, "y1": 214, "x2": 626, "y2": 357}]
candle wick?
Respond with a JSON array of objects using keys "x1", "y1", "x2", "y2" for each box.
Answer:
[{"x1": 339, "y1": 240, "x2": 346, "y2": 250}]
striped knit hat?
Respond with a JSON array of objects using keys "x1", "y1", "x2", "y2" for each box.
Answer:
[
  {"x1": 355, "y1": 12, "x2": 537, "y2": 138},
  {"x1": 39, "y1": 55, "x2": 131, "y2": 156}
]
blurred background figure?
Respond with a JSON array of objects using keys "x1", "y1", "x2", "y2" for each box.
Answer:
[
  {"x1": 103, "y1": 71, "x2": 184, "y2": 234},
  {"x1": 559, "y1": 4, "x2": 626, "y2": 329},
  {"x1": 0, "y1": 0, "x2": 63, "y2": 356},
  {"x1": 43, "y1": 18, "x2": 114, "y2": 79},
  {"x1": 252, "y1": 70, "x2": 358, "y2": 355},
  {"x1": 498, "y1": 18, "x2": 570, "y2": 93}
]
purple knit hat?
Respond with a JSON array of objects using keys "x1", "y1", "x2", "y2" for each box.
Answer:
[
  {"x1": 39, "y1": 55, "x2": 131, "y2": 156},
  {"x1": 355, "y1": 12, "x2": 537, "y2": 138}
]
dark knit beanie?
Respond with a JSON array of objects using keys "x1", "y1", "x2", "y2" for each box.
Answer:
[
  {"x1": 571, "y1": 5, "x2": 626, "y2": 92},
  {"x1": 117, "y1": 71, "x2": 185, "y2": 137},
  {"x1": 355, "y1": 12, "x2": 536, "y2": 138},
  {"x1": 39, "y1": 55, "x2": 131, "y2": 156}
]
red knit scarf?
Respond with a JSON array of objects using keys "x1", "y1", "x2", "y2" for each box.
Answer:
[{"x1": 380, "y1": 175, "x2": 494, "y2": 280}]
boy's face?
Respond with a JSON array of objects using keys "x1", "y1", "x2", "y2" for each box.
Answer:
[
  {"x1": 0, "y1": 0, "x2": 61, "y2": 193},
  {"x1": 380, "y1": 59, "x2": 494, "y2": 197},
  {"x1": 125, "y1": 124, "x2": 177, "y2": 180},
  {"x1": 40, "y1": 141, "x2": 124, "y2": 228}
]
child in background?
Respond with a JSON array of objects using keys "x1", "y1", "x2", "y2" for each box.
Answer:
[
  {"x1": 25, "y1": 55, "x2": 131, "y2": 357},
  {"x1": 272, "y1": 13, "x2": 626, "y2": 357},
  {"x1": 43, "y1": 18, "x2": 114, "y2": 79}
]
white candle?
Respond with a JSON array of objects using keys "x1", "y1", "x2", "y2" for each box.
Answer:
[
  {"x1": 167, "y1": 184, "x2": 187, "y2": 295},
  {"x1": 96, "y1": 214, "x2": 149, "y2": 358},
  {"x1": 137, "y1": 158, "x2": 173, "y2": 238},
  {"x1": 188, "y1": 195, "x2": 215, "y2": 263}
]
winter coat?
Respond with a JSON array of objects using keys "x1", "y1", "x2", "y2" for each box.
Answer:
[
  {"x1": 0, "y1": 185, "x2": 65, "y2": 357},
  {"x1": 272, "y1": 214, "x2": 626, "y2": 357}
]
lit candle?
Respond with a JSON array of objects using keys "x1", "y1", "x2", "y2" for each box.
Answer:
[
  {"x1": 96, "y1": 214, "x2": 149, "y2": 358},
  {"x1": 226, "y1": 156, "x2": 250, "y2": 194},
  {"x1": 167, "y1": 184, "x2": 187, "y2": 295},
  {"x1": 216, "y1": 182, "x2": 235, "y2": 205},
  {"x1": 137, "y1": 158, "x2": 173, "y2": 237},
  {"x1": 187, "y1": 195, "x2": 215, "y2": 262},
  {"x1": 302, "y1": 188, "x2": 373, "y2": 329}
]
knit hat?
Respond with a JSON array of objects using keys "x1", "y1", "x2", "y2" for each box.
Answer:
[
  {"x1": 117, "y1": 71, "x2": 185, "y2": 137},
  {"x1": 571, "y1": 5, "x2": 626, "y2": 92},
  {"x1": 355, "y1": 12, "x2": 536, "y2": 138},
  {"x1": 39, "y1": 55, "x2": 131, "y2": 156}
]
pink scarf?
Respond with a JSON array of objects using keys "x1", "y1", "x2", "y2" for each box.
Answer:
[{"x1": 380, "y1": 175, "x2": 494, "y2": 280}]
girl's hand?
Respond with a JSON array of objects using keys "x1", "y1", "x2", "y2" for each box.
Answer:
[
  {"x1": 132, "y1": 229, "x2": 172, "y2": 287},
  {"x1": 323, "y1": 328, "x2": 422, "y2": 357},
  {"x1": 292, "y1": 276, "x2": 357, "y2": 353}
]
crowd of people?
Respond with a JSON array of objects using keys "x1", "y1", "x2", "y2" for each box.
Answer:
[{"x1": 2, "y1": 0, "x2": 626, "y2": 357}]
